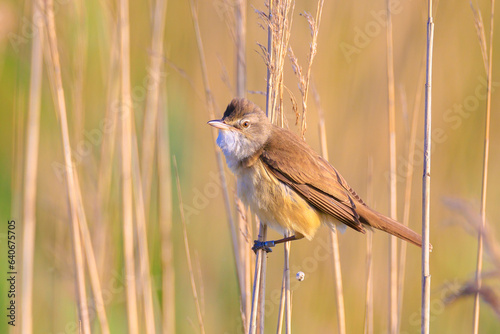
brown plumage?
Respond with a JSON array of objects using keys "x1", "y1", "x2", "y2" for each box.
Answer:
[{"x1": 208, "y1": 98, "x2": 426, "y2": 250}]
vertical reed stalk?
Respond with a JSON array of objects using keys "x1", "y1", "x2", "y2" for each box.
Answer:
[
  {"x1": 422, "y1": 1, "x2": 434, "y2": 333},
  {"x1": 158, "y1": 89, "x2": 175, "y2": 334},
  {"x1": 385, "y1": 1, "x2": 398, "y2": 332},
  {"x1": 314, "y1": 87, "x2": 346, "y2": 334},
  {"x1": 284, "y1": 233, "x2": 291, "y2": 334},
  {"x1": 141, "y1": 0, "x2": 168, "y2": 213},
  {"x1": 234, "y1": 1, "x2": 251, "y2": 329},
  {"x1": 21, "y1": 1, "x2": 43, "y2": 332},
  {"x1": 188, "y1": 0, "x2": 243, "y2": 303},
  {"x1": 44, "y1": 0, "x2": 90, "y2": 331},
  {"x1": 249, "y1": 224, "x2": 267, "y2": 334},
  {"x1": 235, "y1": 0, "x2": 247, "y2": 98},
  {"x1": 472, "y1": 1, "x2": 495, "y2": 332},
  {"x1": 73, "y1": 172, "x2": 110, "y2": 334},
  {"x1": 397, "y1": 61, "x2": 426, "y2": 333},
  {"x1": 131, "y1": 120, "x2": 156, "y2": 334},
  {"x1": 364, "y1": 157, "x2": 374, "y2": 334},
  {"x1": 174, "y1": 156, "x2": 206, "y2": 334},
  {"x1": 119, "y1": 0, "x2": 139, "y2": 331}
]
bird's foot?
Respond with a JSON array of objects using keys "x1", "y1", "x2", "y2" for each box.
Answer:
[{"x1": 252, "y1": 240, "x2": 275, "y2": 253}]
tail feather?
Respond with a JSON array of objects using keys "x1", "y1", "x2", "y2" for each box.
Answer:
[{"x1": 356, "y1": 204, "x2": 430, "y2": 250}]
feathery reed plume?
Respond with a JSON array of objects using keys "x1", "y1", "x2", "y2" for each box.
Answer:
[
  {"x1": 384, "y1": 1, "x2": 398, "y2": 331},
  {"x1": 313, "y1": 83, "x2": 346, "y2": 334},
  {"x1": 442, "y1": 198, "x2": 500, "y2": 319},
  {"x1": 257, "y1": 0, "x2": 295, "y2": 125},
  {"x1": 291, "y1": 0, "x2": 324, "y2": 138},
  {"x1": 119, "y1": 0, "x2": 139, "y2": 331},
  {"x1": 174, "y1": 156, "x2": 206, "y2": 334},
  {"x1": 422, "y1": 0, "x2": 435, "y2": 332},
  {"x1": 470, "y1": 1, "x2": 495, "y2": 332},
  {"x1": 21, "y1": 1, "x2": 43, "y2": 332},
  {"x1": 44, "y1": 0, "x2": 91, "y2": 331}
]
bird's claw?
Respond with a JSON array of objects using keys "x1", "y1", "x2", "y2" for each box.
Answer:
[{"x1": 252, "y1": 240, "x2": 275, "y2": 253}]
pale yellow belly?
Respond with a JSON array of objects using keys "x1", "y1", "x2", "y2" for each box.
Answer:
[{"x1": 236, "y1": 161, "x2": 322, "y2": 240}]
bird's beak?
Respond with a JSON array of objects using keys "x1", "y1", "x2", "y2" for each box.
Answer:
[{"x1": 207, "y1": 119, "x2": 232, "y2": 131}]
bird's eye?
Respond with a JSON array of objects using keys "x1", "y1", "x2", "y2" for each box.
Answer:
[{"x1": 242, "y1": 121, "x2": 250, "y2": 128}]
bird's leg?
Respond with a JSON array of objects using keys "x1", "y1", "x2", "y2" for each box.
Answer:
[{"x1": 252, "y1": 235, "x2": 300, "y2": 253}]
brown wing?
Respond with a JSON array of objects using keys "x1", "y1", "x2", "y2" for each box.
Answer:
[{"x1": 261, "y1": 126, "x2": 366, "y2": 233}]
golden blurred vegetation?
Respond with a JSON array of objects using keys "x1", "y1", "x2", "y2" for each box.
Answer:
[{"x1": 1, "y1": 0, "x2": 499, "y2": 333}]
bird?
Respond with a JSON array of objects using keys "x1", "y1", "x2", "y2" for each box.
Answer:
[{"x1": 208, "y1": 98, "x2": 426, "y2": 253}]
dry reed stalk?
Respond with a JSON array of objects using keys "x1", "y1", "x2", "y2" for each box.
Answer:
[
  {"x1": 249, "y1": 224, "x2": 267, "y2": 334},
  {"x1": 119, "y1": 0, "x2": 139, "y2": 331},
  {"x1": 313, "y1": 84, "x2": 346, "y2": 334},
  {"x1": 284, "y1": 235, "x2": 291, "y2": 333},
  {"x1": 422, "y1": 1, "x2": 434, "y2": 333},
  {"x1": 257, "y1": 226, "x2": 268, "y2": 334},
  {"x1": 158, "y1": 87, "x2": 175, "y2": 334},
  {"x1": 364, "y1": 157, "x2": 374, "y2": 334},
  {"x1": 43, "y1": 0, "x2": 91, "y2": 332},
  {"x1": 73, "y1": 171, "x2": 110, "y2": 334},
  {"x1": 237, "y1": 198, "x2": 252, "y2": 332},
  {"x1": 385, "y1": 1, "x2": 398, "y2": 332},
  {"x1": 276, "y1": 269, "x2": 286, "y2": 334},
  {"x1": 174, "y1": 156, "x2": 206, "y2": 334},
  {"x1": 472, "y1": 1, "x2": 495, "y2": 332},
  {"x1": 140, "y1": 0, "x2": 168, "y2": 214},
  {"x1": 234, "y1": 1, "x2": 252, "y2": 328},
  {"x1": 96, "y1": 23, "x2": 120, "y2": 276},
  {"x1": 188, "y1": 0, "x2": 244, "y2": 302},
  {"x1": 21, "y1": 1, "x2": 43, "y2": 332},
  {"x1": 131, "y1": 119, "x2": 156, "y2": 334},
  {"x1": 70, "y1": 0, "x2": 87, "y2": 144},
  {"x1": 397, "y1": 61, "x2": 426, "y2": 333},
  {"x1": 235, "y1": 0, "x2": 247, "y2": 98}
]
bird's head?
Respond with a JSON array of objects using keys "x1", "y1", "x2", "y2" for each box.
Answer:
[{"x1": 208, "y1": 98, "x2": 272, "y2": 168}]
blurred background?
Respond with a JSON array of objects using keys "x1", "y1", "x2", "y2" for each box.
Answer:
[{"x1": 1, "y1": 0, "x2": 500, "y2": 333}]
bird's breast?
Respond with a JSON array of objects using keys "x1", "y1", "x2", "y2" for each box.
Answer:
[{"x1": 235, "y1": 160, "x2": 322, "y2": 239}]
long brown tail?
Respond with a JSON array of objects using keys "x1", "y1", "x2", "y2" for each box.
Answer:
[{"x1": 356, "y1": 204, "x2": 428, "y2": 249}]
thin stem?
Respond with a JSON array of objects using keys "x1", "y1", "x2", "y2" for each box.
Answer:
[
  {"x1": 314, "y1": 86, "x2": 346, "y2": 334},
  {"x1": 73, "y1": 172, "x2": 110, "y2": 334},
  {"x1": 473, "y1": 1, "x2": 495, "y2": 333},
  {"x1": 249, "y1": 224, "x2": 267, "y2": 334},
  {"x1": 188, "y1": 0, "x2": 242, "y2": 300},
  {"x1": 158, "y1": 87, "x2": 175, "y2": 334},
  {"x1": 119, "y1": 0, "x2": 139, "y2": 331},
  {"x1": 131, "y1": 119, "x2": 156, "y2": 334},
  {"x1": 422, "y1": 1, "x2": 434, "y2": 333},
  {"x1": 385, "y1": 1, "x2": 398, "y2": 332},
  {"x1": 397, "y1": 59, "x2": 426, "y2": 333},
  {"x1": 21, "y1": 1, "x2": 43, "y2": 332},
  {"x1": 174, "y1": 156, "x2": 206, "y2": 334},
  {"x1": 141, "y1": 0, "x2": 168, "y2": 214},
  {"x1": 44, "y1": 0, "x2": 91, "y2": 331},
  {"x1": 364, "y1": 157, "x2": 374, "y2": 334}
]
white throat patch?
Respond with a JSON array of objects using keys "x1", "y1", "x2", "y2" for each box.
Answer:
[{"x1": 216, "y1": 130, "x2": 258, "y2": 171}]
